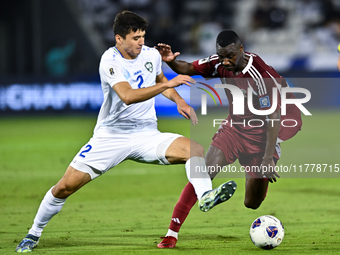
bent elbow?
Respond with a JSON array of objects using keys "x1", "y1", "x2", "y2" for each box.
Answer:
[
  {"x1": 119, "y1": 95, "x2": 134, "y2": 105},
  {"x1": 123, "y1": 98, "x2": 134, "y2": 105}
]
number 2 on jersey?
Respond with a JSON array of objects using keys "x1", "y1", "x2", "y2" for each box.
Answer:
[
  {"x1": 79, "y1": 144, "x2": 92, "y2": 158},
  {"x1": 137, "y1": 74, "x2": 144, "y2": 88}
]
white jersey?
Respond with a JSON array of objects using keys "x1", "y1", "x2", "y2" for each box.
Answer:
[{"x1": 95, "y1": 45, "x2": 162, "y2": 133}]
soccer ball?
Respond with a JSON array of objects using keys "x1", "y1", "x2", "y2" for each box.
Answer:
[{"x1": 249, "y1": 215, "x2": 284, "y2": 249}]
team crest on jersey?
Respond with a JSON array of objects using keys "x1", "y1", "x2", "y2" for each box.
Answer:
[
  {"x1": 109, "y1": 68, "x2": 114, "y2": 75},
  {"x1": 259, "y1": 95, "x2": 271, "y2": 108},
  {"x1": 145, "y1": 62, "x2": 153, "y2": 72}
]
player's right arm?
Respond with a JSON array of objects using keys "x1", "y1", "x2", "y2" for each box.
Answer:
[
  {"x1": 156, "y1": 43, "x2": 197, "y2": 76},
  {"x1": 112, "y1": 75, "x2": 192, "y2": 105},
  {"x1": 100, "y1": 53, "x2": 193, "y2": 105}
]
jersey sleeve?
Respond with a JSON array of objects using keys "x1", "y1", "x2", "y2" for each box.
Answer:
[
  {"x1": 192, "y1": 55, "x2": 217, "y2": 77},
  {"x1": 99, "y1": 56, "x2": 127, "y2": 88}
]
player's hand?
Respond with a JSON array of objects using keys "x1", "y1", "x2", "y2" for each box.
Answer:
[
  {"x1": 260, "y1": 158, "x2": 280, "y2": 183},
  {"x1": 177, "y1": 101, "x2": 198, "y2": 125},
  {"x1": 155, "y1": 43, "x2": 180, "y2": 62},
  {"x1": 167, "y1": 74, "x2": 196, "y2": 88}
]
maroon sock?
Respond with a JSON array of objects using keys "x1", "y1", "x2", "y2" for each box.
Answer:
[{"x1": 169, "y1": 182, "x2": 198, "y2": 232}]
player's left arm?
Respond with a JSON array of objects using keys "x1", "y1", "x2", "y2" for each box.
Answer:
[
  {"x1": 156, "y1": 71, "x2": 198, "y2": 125},
  {"x1": 262, "y1": 108, "x2": 281, "y2": 183},
  {"x1": 260, "y1": 68, "x2": 282, "y2": 183}
]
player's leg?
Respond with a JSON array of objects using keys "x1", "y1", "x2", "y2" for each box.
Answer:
[
  {"x1": 157, "y1": 182, "x2": 196, "y2": 248},
  {"x1": 205, "y1": 144, "x2": 228, "y2": 179},
  {"x1": 15, "y1": 166, "x2": 91, "y2": 253},
  {"x1": 53, "y1": 166, "x2": 92, "y2": 198},
  {"x1": 165, "y1": 136, "x2": 213, "y2": 200},
  {"x1": 16, "y1": 131, "x2": 130, "y2": 253},
  {"x1": 163, "y1": 145, "x2": 228, "y2": 235},
  {"x1": 164, "y1": 136, "x2": 204, "y2": 162},
  {"x1": 244, "y1": 173, "x2": 269, "y2": 209},
  {"x1": 198, "y1": 145, "x2": 237, "y2": 211},
  {"x1": 242, "y1": 156, "x2": 278, "y2": 209},
  {"x1": 132, "y1": 131, "x2": 236, "y2": 248},
  {"x1": 30, "y1": 166, "x2": 91, "y2": 234},
  {"x1": 165, "y1": 137, "x2": 235, "y2": 210},
  {"x1": 158, "y1": 145, "x2": 236, "y2": 248}
]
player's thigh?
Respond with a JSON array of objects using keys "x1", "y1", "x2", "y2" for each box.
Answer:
[
  {"x1": 52, "y1": 166, "x2": 92, "y2": 199},
  {"x1": 165, "y1": 137, "x2": 204, "y2": 164},
  {"x1": 131, "y1": 130, "x2": 184, "y2": 164},
  {"x1": 70, "y1": 132, "x2": 131, "y2": 179},
  {"x1": 207, "y1": 129, "x2": 241, "y2": 179},
  {"x1": 210, "y1": 128, "x2": 240, "y2": 165},
  {"x1": 205, "y1": 145, "x2": 229, "y2": 179}
]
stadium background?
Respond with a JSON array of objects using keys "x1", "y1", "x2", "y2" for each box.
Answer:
[
  {"x1": 1, "y1": 0, "x2": 340, "y2": 254},
  {"x1": 1, "y1": 0, "x2": 340, "y2": 116}
]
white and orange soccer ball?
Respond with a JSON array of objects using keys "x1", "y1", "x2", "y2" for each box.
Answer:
[{"x1": 249, "y1": 215, "x2": 284, "y2": 249}]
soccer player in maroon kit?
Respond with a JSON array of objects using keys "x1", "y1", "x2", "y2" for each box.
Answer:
[{"x1": 156, "y1": 30, "x2": 302, "y2": 248}]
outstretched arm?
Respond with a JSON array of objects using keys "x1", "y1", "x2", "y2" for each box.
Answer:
[
  {"x1": 156, "y1": 43, "x2": 198, "y2": 76},
  {"x1": 112, "y1": 74, "x2": 192, "y2": 105},
  {"x1": 157, "y1": 71, "x2": 198, "y2": 125},
  {"x1": 261, "y1": 109, "x2": 281, "y2": 183}
]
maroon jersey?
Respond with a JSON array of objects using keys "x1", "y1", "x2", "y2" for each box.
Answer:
[{"x1": 193, "y1": 52, "x2": 302, "y2": 143}]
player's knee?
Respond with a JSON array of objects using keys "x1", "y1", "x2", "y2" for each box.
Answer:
[
  {"x1": 244, "y1": 199, "x2": 262, "y2": 210},
  {"x1": 190, "y1": 141, "x2": 204, "y2": 158},
  {"x1": 52, "y1": 182, "x2": 77, "y2": 199}
]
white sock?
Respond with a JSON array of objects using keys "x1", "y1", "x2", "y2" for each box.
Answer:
[
  {"x1": 166, "y1": 229, "x2": 178, "y2": 239},
  {"x1": 185, "y1": 157, "x2": 212, "y2": 200},
  {"x1": 28, "y1": 187, "x2": 66, "y2": 238}
]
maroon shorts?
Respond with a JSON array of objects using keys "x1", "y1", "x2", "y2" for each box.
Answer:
[{"x1": 211, "y1": 127, "x2": 280, "y2": 179}]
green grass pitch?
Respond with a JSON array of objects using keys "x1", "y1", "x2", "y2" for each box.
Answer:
[{"x1": 1, "y1": 110, "x2": 340, "y2": 254}]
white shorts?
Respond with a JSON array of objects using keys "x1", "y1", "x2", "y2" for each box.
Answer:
[{"x1": 70, "y1": 126, "x2": 182, "y2": 179}]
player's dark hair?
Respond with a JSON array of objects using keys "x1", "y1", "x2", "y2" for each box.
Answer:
[
  {"x1": 216, "y1": 30, "x2": 242, "y2": 47},
  {"x1": 113, "y1": 11, "x2": 148, "y2": 39}
]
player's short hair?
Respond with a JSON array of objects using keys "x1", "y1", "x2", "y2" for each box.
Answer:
[
  {"x1": 113, "y1": 11, "x2": 148, "y2": 39},
  {"x1": 216, "y1": 30, "x2": 242, "y2": 47}
]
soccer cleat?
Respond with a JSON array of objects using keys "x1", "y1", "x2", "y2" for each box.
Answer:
[
  {"x1": 199, "y1": 180, "x2": 237, "y2": 212},
  {"x1": 157, "y1": 236, "x2": 177, "y2": 248},
  {"x1": 15, "y1": 235, "x2": 39, "y2": 253}
]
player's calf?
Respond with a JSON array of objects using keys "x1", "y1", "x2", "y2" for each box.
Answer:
[{"x1": 244, "y1": 199, "x2": 263, "y2": 209}]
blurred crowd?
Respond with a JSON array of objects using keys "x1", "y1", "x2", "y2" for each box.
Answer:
[
  {"x1": 75, "y1": 0, "x2": 340, "y2": 56},
  {"x1": 241, "y1": 0, "x2": 340, "y2": 55},
  {"x1": 75, "y1": 0, "x2": 234, "y2": 55},
  {"x1": 3, "y1": 0, "x2": 338, "y2": 77}
]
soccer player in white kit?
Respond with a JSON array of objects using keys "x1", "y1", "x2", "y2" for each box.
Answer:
[{"x1": 15, "y1": 11, "x2": 236, "y2": 253}]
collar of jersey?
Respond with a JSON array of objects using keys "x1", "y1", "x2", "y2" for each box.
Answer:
[
  {"x1": 113, "y1": 47, "x2": 124, "y2": 58},
  {"x1": 241, "y1": 54, "x2": 253, "y2": 75},
  {"x1": 113, "y1": 46, "x2": 141, "y2": 62}
]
